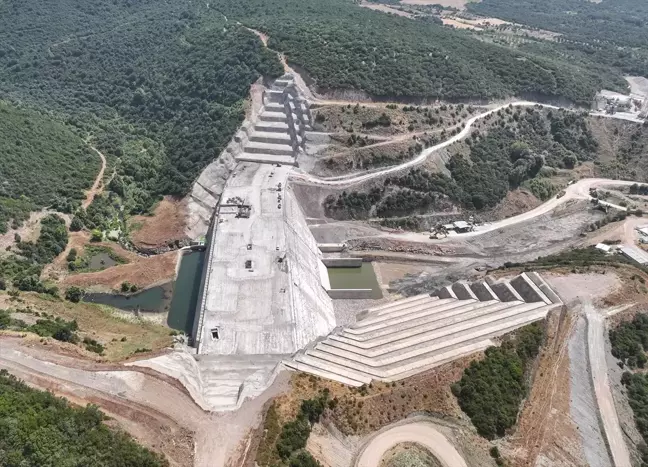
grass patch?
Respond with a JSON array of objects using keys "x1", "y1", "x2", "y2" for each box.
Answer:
[{"x1": 0, "y1": 293, "x2": 172, "y2": 360}]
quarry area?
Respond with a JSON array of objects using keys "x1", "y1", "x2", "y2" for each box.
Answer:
[{"x1": 4, "y1": 69, "x2": 648, "y2": 467}]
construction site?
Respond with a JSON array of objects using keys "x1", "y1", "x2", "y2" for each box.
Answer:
[{"x1": 4, "y1": 69, "x2": 648, "y2": 467}]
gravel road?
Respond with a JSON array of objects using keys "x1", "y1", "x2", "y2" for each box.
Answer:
[
  {"x1": 355, "y1": 421, "x2": 467, "y2": 467},
  {"x1": 585, "y1": 303, "x2": 633, "y2": 467}
]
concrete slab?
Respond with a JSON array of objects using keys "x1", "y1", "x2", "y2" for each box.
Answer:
[{"x1": 195, "y1": 163, "x2": 335, "y2": 355}]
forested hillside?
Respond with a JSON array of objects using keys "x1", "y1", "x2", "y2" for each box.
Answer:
[
  {"x1": 0, "y1": 0, "x2": 283, "y2": 213},
  {"x1": 0, "y1": 101, "x2": 99, "y2": 230},
  {"x1": 216, "y1": 0, "x2": 624, "y2": 105},
  {"x1": 0, "y1": 370, "x2": 167, "y2": 466},
  {"x1": 0, "y1": 0, "x2": 636, "y2": 222},
  {"x1": 325, "y1": 106, "x2": 597, "y2": 219},
  {"x1": 469, "y1": 0, "x2": 648, "y2": 77}
]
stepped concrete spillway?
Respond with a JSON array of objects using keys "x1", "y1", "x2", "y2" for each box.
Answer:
[
  {"x1": 233, "y1": 75, "x2": 312, "y2": 166},
  {"x1": 284, "y1": 272, "x2": 562, "y2": 386}
]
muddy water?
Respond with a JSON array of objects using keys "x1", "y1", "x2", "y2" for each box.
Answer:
[
  {"x1": 83, "y1": 282, "x2": 173, "y2": 314},
  {"x1": 88, "y1": 252, "x2": 118, "y2": 270},
  {"x1": 167, "y1": 250, "x2": 205, "y2": 334},
  {"x1": 327, "y1": 262, "x2": 382, "y2": 298}
]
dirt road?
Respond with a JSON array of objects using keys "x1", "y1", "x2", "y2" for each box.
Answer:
[
  {"x1": 368, "y1": 178, "x2": 638, "y2": 245},
  {"x1": 84, "y1": 146, "x2": 107, "y2": 209},
  {"x1": 0, "y1": 338, "x2": 284, "y2": 467},
  {"x1": 585, "y1": 303, "x2": 632, "y2": 467},
  {"x1": 355, "y1": 419, "x2": 467, "y2": 467},
  {"x1": 292, "y1": 101, "x2": 644, "y2": 187}
]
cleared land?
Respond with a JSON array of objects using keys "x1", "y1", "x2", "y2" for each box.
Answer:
[
  {"x1": 356, "y1": 420, "x2": 467, "y2": 467},
  {"x1": 129, "y1": 197, "x2": 188, "y2": 250},
  {"x1": 400, "y1": 0, "x2": 479, "y2": 9}
]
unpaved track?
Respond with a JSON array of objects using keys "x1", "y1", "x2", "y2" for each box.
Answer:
[
  {"x1": 368, "y1": 178, "x2": 638, "y2": 244},
  {"x1": 293, "y1": 102, "x2": 644, "y2": 187},
  {"x1": 585, "y1": 303, "x2": 632, "y2": 467},
  {"x1": 84, "y1": 146, "x2": 107, "y2": 209},
  {"x1": 355, "y1": 420, "x2": 467, "y2": 467},
  {"x1": 0, "y1": 339, "x2": 283, "y2": 467}
]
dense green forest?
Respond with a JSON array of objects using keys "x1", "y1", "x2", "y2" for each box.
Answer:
[
  {"x1": 620, "y1": 372, "x2": 648, "y2": 466},
  {"x1": 0, "y1": 0, "x2": 282, "y2": 214},
  {"x1": 0, "y1": 370, "x2": 167, "y2": 467},
  {"x1": 0, "y1": 101, "x2": 98, "y2": 231},
  {"x1": 452, "y1": 322, "x2": 544, "y2": 439},
  {"x1": 0, "y1": 0, "x2": 635, "y2": 225},
  {"x1": 469, "y1": 0, "x2": 648, "y2": 77},
  {"x1": 610, "y1": 313, "x2": 648, "y2": 369},
  {"x1": 215, "y1": 0, "x2": 623, "y2": 105}
]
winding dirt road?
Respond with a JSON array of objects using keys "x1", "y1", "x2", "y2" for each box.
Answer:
[
  {"x1": 355, "y1": 420, "x2": 468, "y2": 467},
  {"x1": 292, "y1": 102, "x2": 644, "y2": 187}
]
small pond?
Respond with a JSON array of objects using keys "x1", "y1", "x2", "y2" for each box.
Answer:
[
  {"x1": 87, "y1": 252, "x2": 118, "y2": 271},
  {"x1": 83, "y1": 282, "x2": 172, "y2": 314},
  {"x1": 327, "y1": 262, "x2": 383, "y2": 299}
]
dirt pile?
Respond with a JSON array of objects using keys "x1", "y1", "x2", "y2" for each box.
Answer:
[{"x1": 129, "y1": 197, "x2": 189, "y2": 250}]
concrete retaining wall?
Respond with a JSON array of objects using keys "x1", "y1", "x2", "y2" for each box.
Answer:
[
  {"x1": 323, "y1": 258, "x2": 362, "y2": 268},
  {"x1": 327, "y1": 289, "x2": 375, "y2": 299},
  {"x1": 318, "y1": 243, "x2": 346, "y2": 253}
]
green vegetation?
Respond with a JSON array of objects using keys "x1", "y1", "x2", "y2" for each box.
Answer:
[
  {"x1": 620, "y1": 372, "x2": 648, "y2": 466},
  {"x1": 469, "y1": 0, "x2": 648, "y2": 77},
  {"x1": 18, "y1": 214, "x2": 68, "y2": 265},
  {"x1": 0, "y1": 0, "x2": 283, "y2": 216},
  {"x1": 65, "y1": 286, "x2": 85, "y2": 303},
  {"x1": 217, "y1": 0, "x2": 623, "y2": 104},
  {"x1": 325, "y1": 107, "x2": 597, "y2": 218},
  {"x1": 452, "y1": 322, "x2": 545, "y2": 439},
  {"x1": 594, "y1": 122, "x2": 648, "y2": 183},
  {"x1": 523, "y1": 178, "x2": 556, "y2": 201},
  {"x1": 257, "y1": 391, "x2": 328, "y2": 466},
  {"x1": 0, "y1": 101, "x2": 99, "y2": 231},
  {"x1": 0, "y1": 369, "x2": 166, "y2": 466},
  {"x1": 0, "y1": 309, "x2": 79, "y2": 343},
  {"x1": 610, "y1": 313, "x2": 648, "y2": 369},
  {"x1": 83, "y1": 336, "x2": 105, "y2": 355},
  {"x1": 0, "y1": 214, "x2": 68, "y2": 296},
  {"x1": 499, "y1": 246, "x2": 631, "y2": 271}
]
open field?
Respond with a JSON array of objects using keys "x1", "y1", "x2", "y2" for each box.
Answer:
[
  {"x1": 400, "y1": 0, "x2": 478, "y2": 8},
  {"x1": 0, "y1": 292, "x2": 173, "y2": 361}
]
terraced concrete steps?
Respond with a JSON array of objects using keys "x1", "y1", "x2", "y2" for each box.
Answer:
[
  {"x1": 259, "y1": 111, "x2": 288, "y2": 122},
  {"x1": 249, "y1": 131, "x2": 293, "y2": 145},
  {"x1": 232, "y1": 74, "x2": 313, "y2": 166},
  {"x1": 284, "y1": 273, "x2": 563, "y2": 385},
  {"x1": 236, "y1": 154, "x2": 297, "y2": 166},
  {"x1": 255, "y1": 121, "x2": 290, "y2": 133},
  {"x1": 244, "y1": 141, "x2": 294, "y2": 156}
]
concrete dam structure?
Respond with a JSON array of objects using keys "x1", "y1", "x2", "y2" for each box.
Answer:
[
  {"x1": 135, "y1": 75, "x2": 335, "y2": 412},
  {"x1": 284, "y1": 272, "x2": 562, "y2": 386}
]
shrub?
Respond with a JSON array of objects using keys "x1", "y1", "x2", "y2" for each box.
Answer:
[
  {"x1": 453, "y1": 323, "x2": 544, "y2": 439},
  {"x1": 65, "y1": 286, "x2": 84, "y2": 303}
]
